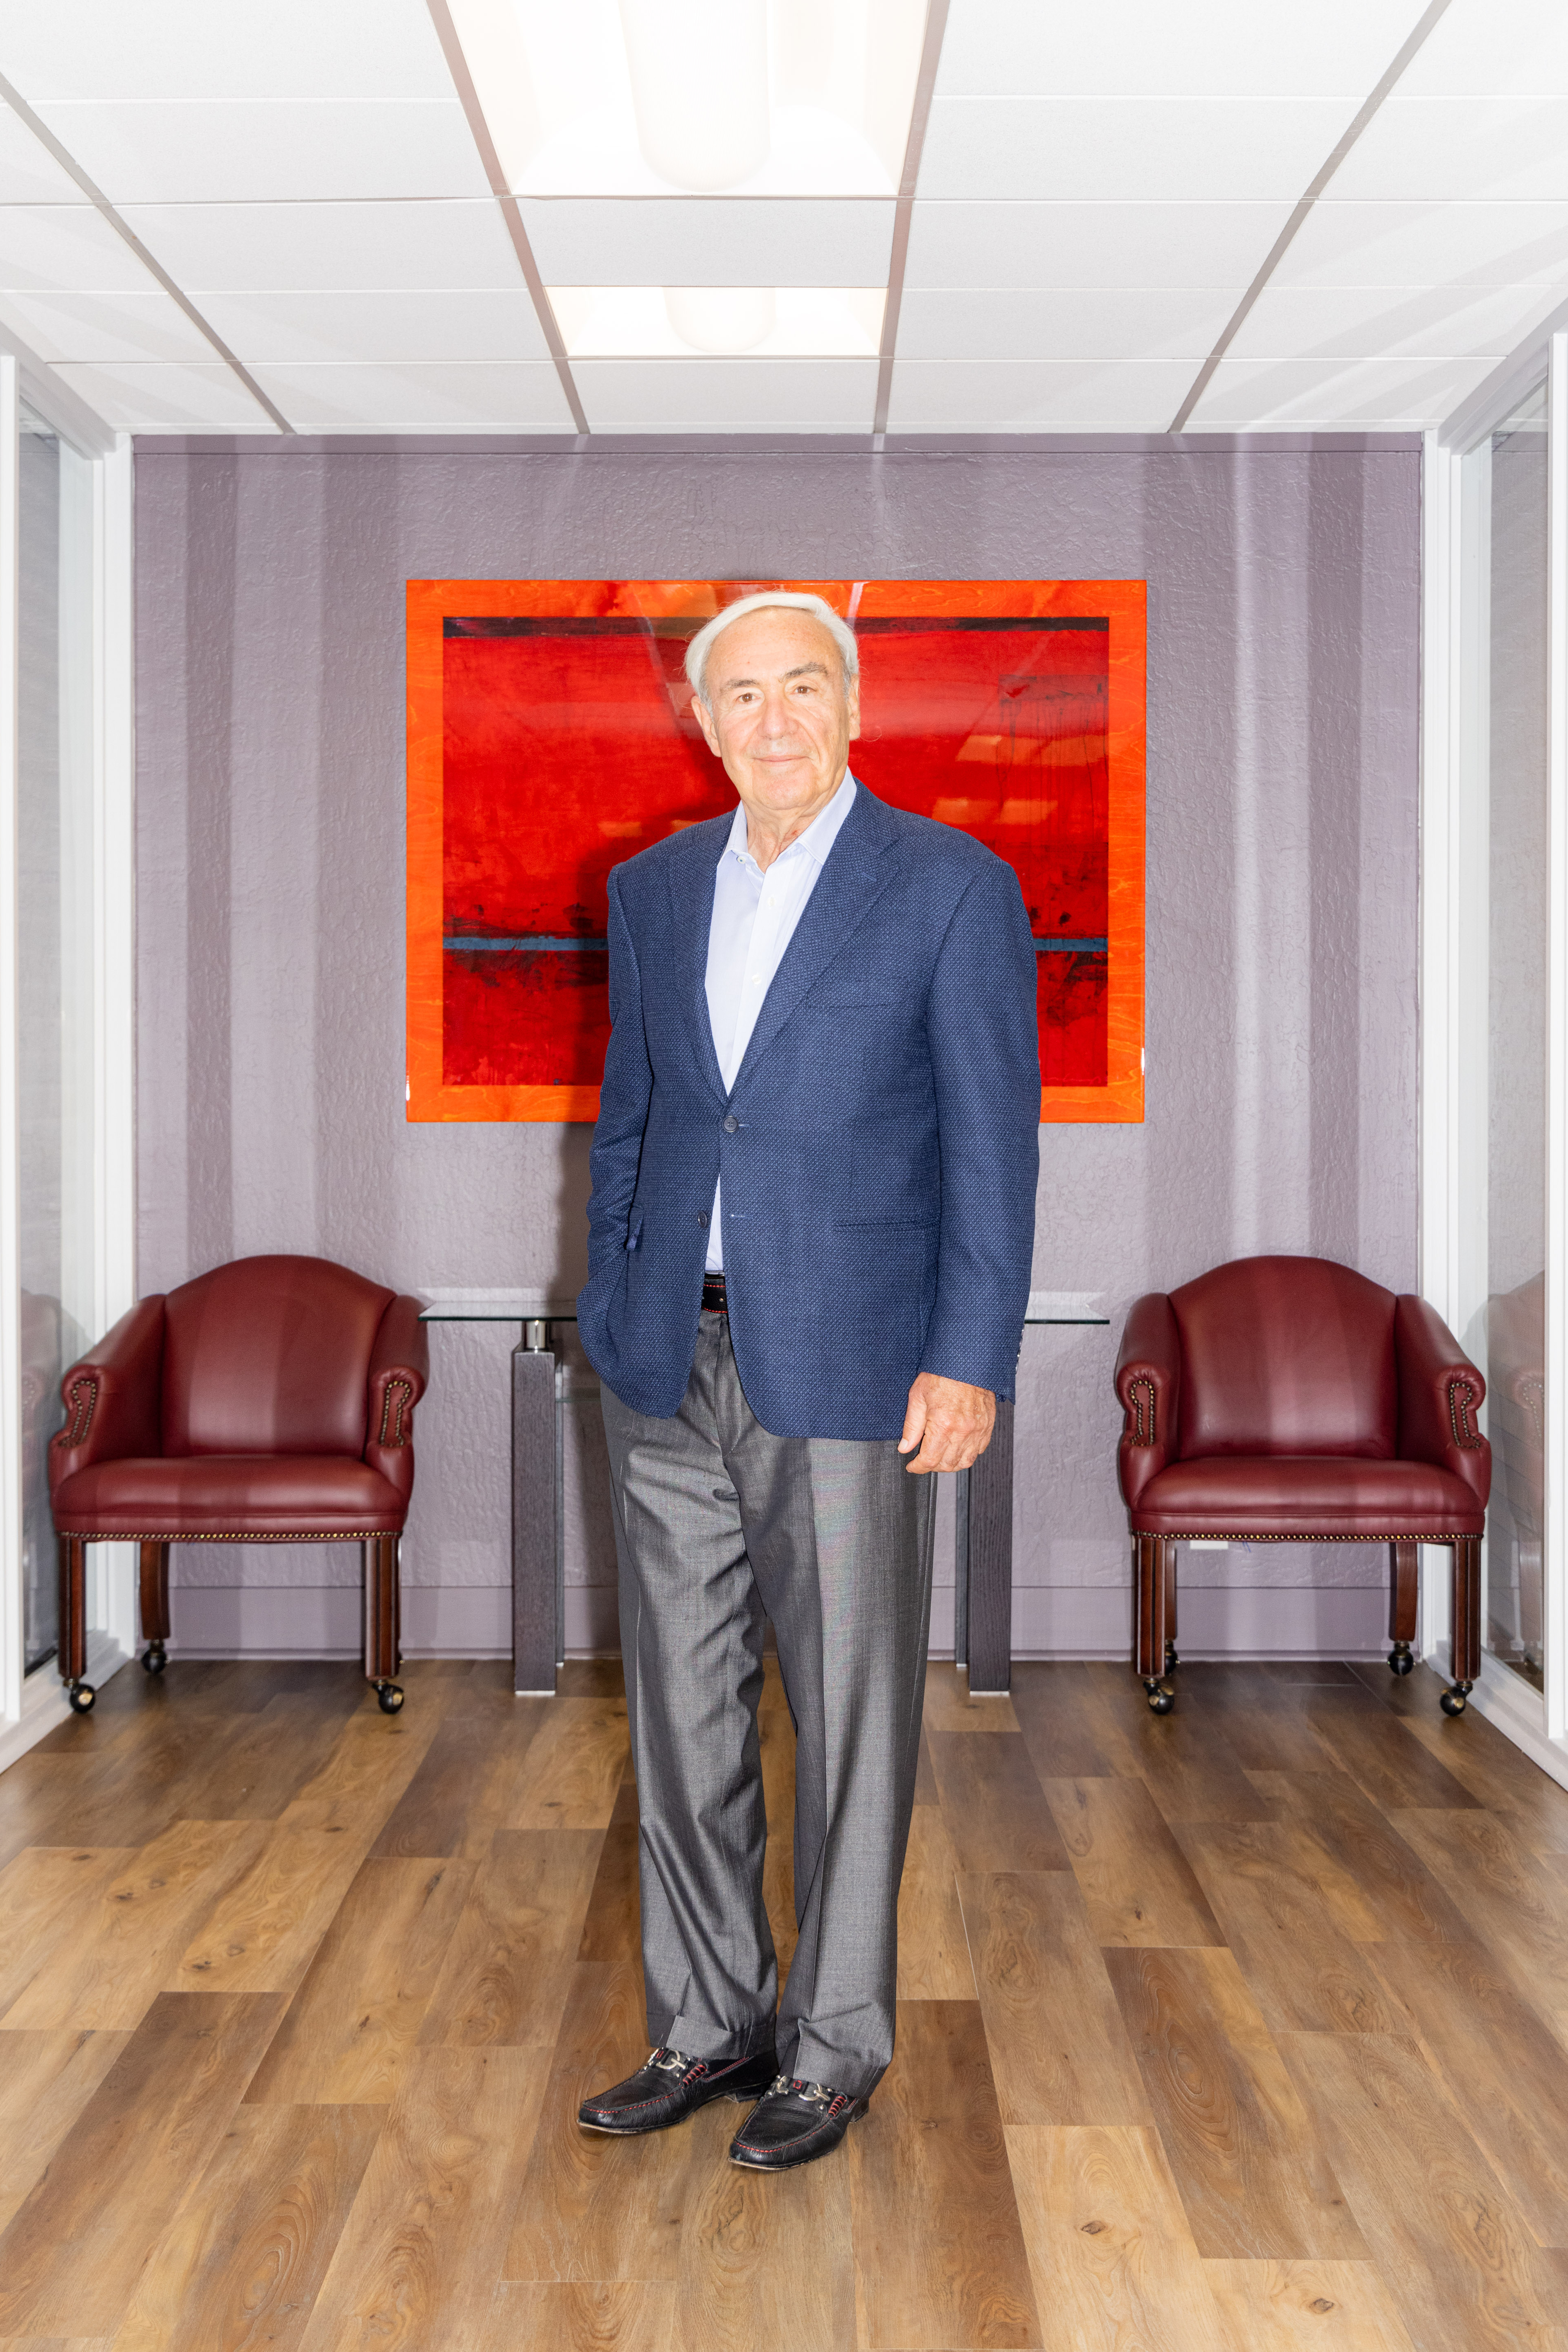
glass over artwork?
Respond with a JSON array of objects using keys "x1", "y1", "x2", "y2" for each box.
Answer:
[{"x1": 406, "y1": 579, "x2": 1146, "y2": 1123}]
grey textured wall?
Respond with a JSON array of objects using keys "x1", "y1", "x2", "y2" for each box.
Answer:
[{"x1": 134, "y1": 434, "x2": 1422, "y2": 1660}]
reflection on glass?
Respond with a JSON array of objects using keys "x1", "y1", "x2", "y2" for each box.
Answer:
[
  {"x1": 18, "y1": 406, "x2": 96, "y2": 1673},
  {"x1": 1483, "y1": 380, "x2": 1548, "y2": 1691}
]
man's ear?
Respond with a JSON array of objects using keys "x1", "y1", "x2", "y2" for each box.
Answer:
[
  {"x1": 691, "y1": 694, "x2": 722, "y2": 756},
  {"x1": 847, "y1": 684, "x2": 862, "y2": 742}
]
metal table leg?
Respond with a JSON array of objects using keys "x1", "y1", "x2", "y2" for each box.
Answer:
[
  {"x1": 965, "y1": 1398, "x2": 1014, "y2": 1693},
  {"x1": 513, "y1": 1318, "x2": 560, "y2": 1695}
]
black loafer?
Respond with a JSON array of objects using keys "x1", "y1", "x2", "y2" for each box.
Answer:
[
  {"x1": 729, "y1": 2074, "x2": 867, "y2": 2170},
  {"x1": 578, "y1": 2044, "x2": 778, "y2": 2136}
]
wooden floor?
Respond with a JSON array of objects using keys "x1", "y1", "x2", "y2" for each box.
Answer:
[{"x1": 2, "y1": 1654, "x2": 1568, "y2": 2351}]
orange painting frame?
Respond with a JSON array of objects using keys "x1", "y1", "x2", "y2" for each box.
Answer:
[{"x1": 406, "y1": 577, "x2": 1145, "y2": 1123}]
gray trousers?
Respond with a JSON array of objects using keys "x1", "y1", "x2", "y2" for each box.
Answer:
[{"x1": 600, "y1": 1310, "x2": 935, "y2": 2100}]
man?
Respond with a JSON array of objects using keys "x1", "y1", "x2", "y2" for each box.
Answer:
[{"x1": 576, "y1": 590, "x2": 1039, "y2": 2171}]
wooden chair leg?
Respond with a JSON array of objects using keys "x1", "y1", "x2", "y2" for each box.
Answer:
[
  {"x1": 1387, "y1": 1541, "x2": 1418, "y2": 1675},
  {"x1": 364, "y1": 1535, "x2": 404, "y2": 1714},
  {"x1": 1442, "y1": 1536, "x2": 1481, "y2": 1715},
  {"x1": 1133, "y1": 1534, "x2": 1175, "y2": 1713},
  {"x1": 57, "y1": 1537, "x2": 95, "y2": 1711},
  {"x1": 138, "y1": 1542, "x2": 171, "y2": 1673}
]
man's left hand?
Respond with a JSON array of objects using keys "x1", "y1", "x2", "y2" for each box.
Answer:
[{"x1": 897, "y1": 1374, "x2": 996, "y2": 1474}]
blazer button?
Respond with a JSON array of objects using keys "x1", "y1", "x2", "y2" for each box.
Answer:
[
  {"x1": 697, "y1": 1211, "x2": 709, "y2": 1228},
  {"x1": 722, "y1": 1114, "x2": 739, "y2": 1133}
]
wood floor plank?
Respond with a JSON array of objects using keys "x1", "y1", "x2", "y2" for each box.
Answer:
[
  {"x1": 169, "y1": 1825, "x2": 384, "y2": 1997},
  {"x1": 418, "y1": 1830, "x2": 602, "y2": 2050},
  {"x1": 1387, "y1": 1807, "x2": 1568, "y2": 2044},
  {"x1": 0, "y1": 2030, "x2": 133, "y2": 2235},
  {"x1": 913, "y1": 1730, "x2": 940, "y2": 1807},
  {"x1": 276, "y1": 1708, "x2": 445, "y2": 1841},
  {"x1": 576, "y1": 1823, "x2": 642, "y2": 1969},
  {"x1": 1395, "y1": 1714, "x2": 1568, "y2": 1857},
  {"x1": 1280, "y1": 2032, "x2": 1567, "y2": 2352},
  {"x1": 1202, "y1": 2259, "x2": 1419, "y2": 2351},
  {"x1": 243, "y1": 1857, "x2": 475, "y2": 2102},
  {"x1": 1172, "y1": 1820, "x2": 1406, "y2": 2036},
  {"x1": 896, "y1": 1805, "x2": 976, "y2": 2000},
  {"x1": 167, "y1": 1693, "x2": 366, "y2": 1823},
  {"x1": 1003, "y1": 2124, "x2": 1231, "y2": 2352},
  {"x1": 0, "y1": 1990, "x2": 284, "y2": 2339},
  {"x1": 1247, "y1": 1774, "x2": 1474, "y2": 1950},
  {"x1": 111, "y1": 2102, "x2": 385, "y2": 2352},
  {"x1": 1104, "y1": 1947, "x2": 1366, "y2": 2260},
  {"x1": 0, "y1": 1755, "x2": 99, "y2": 1873},
  {"x1": 504, "y1": 1961, "x2": 691, "y2": 2285},
  {"x1": 1009, "y1": 1663, "x2": 1139, "y2": 1781},
  {"x1": 677, "y1": 2099, "x2": 856, "y2": 2352},
  {"x1": 557, "y1": 1660, "x2": 630, "y2": 1700},
  {"x1": 957, "y1": 1872, "x2": 1152, "y2": 2126},
  {"x1": 759, "y1": 1697, "x2": 798, "y2": 1982},
  {"x1": 1043, "y1": 1777, "x2": 1225, "y2": 1948},
  {"x1": 0, "y1": 1848, "x2": 136, "y2": 2019},
  {"x1": 1089, "y1": 1668, "x2": 1279, "y2": 1825},
  {"x1": 1304, "y1": 1696, "x2": 1483, "y2": 1814},
  {"x1": 481, "y1": 2280, "x2": 675, "y2": 2352},
  {"x1": 921, "y1": 1666, "x2": 1020, "y2": 1734},
  {"x1": 847, "y1": 1999, "x2": 1041, "y2": 2349},
  {"x1": 925, "y1": 1732, "x2": 1070, "y2": 1873},
  {"x1": 368, "y1": 1691, "x2": 547, "y2": 1861},
  {"x1": 3, "y1": 1821, "x2": 269, "y2": 2031},
  {"x1": 297, "y1": 2046, "x2": 544, "y2": 2352},
  {"x1": 1363, "y1": 1930, "x2": 1568, "y2": 2248},
  {"x1": 509, "y1": 1700, "x2": 631, "y2": 1832}
]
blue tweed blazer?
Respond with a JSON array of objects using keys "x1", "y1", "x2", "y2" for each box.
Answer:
[{"x1": 577, "y1": 782, "x2": 1040, "y2": 1440}]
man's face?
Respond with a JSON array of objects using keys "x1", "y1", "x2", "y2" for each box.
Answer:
[{"x1": 692, "y1": 607, "x2": 859, "y2": 824}]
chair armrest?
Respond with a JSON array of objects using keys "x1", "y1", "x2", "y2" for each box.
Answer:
[
  {"x1": 1394, "y1": 1294, "x2": 1492, "y2": 1511},
  {"x1": 1115, "y1": 1293, "x2": 1180, "y2": 1513},
  {"x1": 364, "y1": 1295, "x2": 430, "y2": 1506},
  {"x1": 47, "y1": 1297, "x2": 166, "y2": 1498}
]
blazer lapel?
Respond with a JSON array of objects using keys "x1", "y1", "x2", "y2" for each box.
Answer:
[
  {"x1": 667, "y1": 812, "x2": 731, "y2": 1102},
  {"x1": 729, "y1": 785, "x2": 902, "y2": 1097}
]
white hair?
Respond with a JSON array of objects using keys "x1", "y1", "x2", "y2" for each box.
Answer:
[{"x1": 684, "y1": 590, "x2": 859, "y2": 706}]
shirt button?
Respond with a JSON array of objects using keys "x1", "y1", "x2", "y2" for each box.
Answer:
[
  {"x1": 697, "y1": 1211, "x2": 709, "y2": 1228},
  {"x1": 723, "y1": 1114, "x2": 739, "y2": 1133}
]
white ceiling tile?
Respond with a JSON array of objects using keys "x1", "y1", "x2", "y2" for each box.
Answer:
[
  {"x1": 117, "y1": 201, "x2": 524, "y2": 292},
  {"x1": 3, "y1": 0, "x2": 453, "y2": 103},
  {"x1": 1397, "y1": 0, "x2": 1568, "y2": 97},
  {"x1": 1274, "y1": 199, "x2": 1568, "y2": 288},
  {"x1": 1332, "y1": 99, "x2": 1568, "y2": 202},
  {"x1": 32, "y1": 103, "x2": 489, "y2": 206},
  {"x1": 573, "y1": 357, "x2": 877, "y2": 432},
  {"x1": 1229, "y1": 282, "x2": 1566, "y2": 362},
  {"x1": 0, "y1": 205, "x2": 158, "y2": 292},
  {"x1": 250, "y1": 360, "x2": 576, "y2": 429},
  {"x1": 1188, "y1": 354, "x2": 1499, "y2": 427},
  {"x1": 0, "y1": 108, "x2": 89, "y2": 204},
  {"x1": 919, "y1": 99, "x2": 1358, "y2": 203},
  {"x1": 520, "y1": 199, "x2": 895, "y2": 287},
  {"x1": 0, "y1": 287, "x2": 216, "y2": 364},
  {"x1": 895, "y1": 288, "x2": 1237, "y2": 362},
  {"x1": 191, "y1": 290, "x2": 550, "y2": 365},
  {"x1": 903, "y1": 200, "x2": 1294, "y2": 290},
  {"x1": 551, "y1": 286, "x2": 881, "y2": 357},
  {"x1": 885, "y1": 358, "x2": 1199, "y2": 432},
  {"x1": 49, "y1": 359, "x2": 274, "y2": 428},
  {"x1": 936, "y1": 0, "x2": 1429, "y2": 99}
]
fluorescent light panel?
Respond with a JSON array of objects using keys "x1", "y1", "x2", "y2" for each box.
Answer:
[
  {"x1": 447, "y1": 0, "x2": 926, "y2": 196},
  {"x1": 547, "y1": 284, "x2": 883, "y2": 354}
]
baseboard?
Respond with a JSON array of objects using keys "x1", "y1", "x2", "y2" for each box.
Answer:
[
  {"x1": 0, "y1": 1631, "x2": 131, "y2": 1770},
  {"x1": 1008, "y1": 1582, "x2": 1388, "y2": 1659}
]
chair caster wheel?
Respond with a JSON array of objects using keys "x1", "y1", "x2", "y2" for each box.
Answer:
[
  {"x1": 141, "y1": 1642, "x2": 167, "y2": 1674},
  {"x1": 1388, "y1": 1643, "x2": 1414, "y2": 1676},
  {"x1": 1165, "y1": 1643, "x2": 1179, "y2": 1672},
  {"x1": 1440, "y1": 1681, "x2": 1472, "y2": 1717},
  {"x1": 1144, "y1": 1679, "x2": 1175, "y2": 1715},
  {"x1": 67, "y1": 1681, "x2": 96, "y2": 1713},
  {"x1": 376, "y1": 1681, "x2": 404, "y2": 1715}
]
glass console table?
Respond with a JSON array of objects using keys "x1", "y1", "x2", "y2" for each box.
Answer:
[{"x1": 420, "y1": 1290, "x2": 1107, "y2": 1697}]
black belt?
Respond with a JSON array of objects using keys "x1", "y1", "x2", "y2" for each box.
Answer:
[{"x1": 702, "y1": 1273, "x2": 728, "y2": 1314}]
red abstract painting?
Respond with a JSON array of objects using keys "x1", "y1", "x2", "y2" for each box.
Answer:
[{"x1": 407, "y1": 580, "x2": 1145, "y2": 1122}]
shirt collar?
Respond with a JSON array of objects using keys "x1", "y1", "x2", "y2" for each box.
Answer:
[{"x1": 725, "y1": 774, "x2": 857, "y2": 875}]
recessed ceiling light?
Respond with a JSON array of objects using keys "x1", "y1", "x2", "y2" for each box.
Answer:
[
  {"x1": 447, "y1": 0, "x2": 927, "y2": 196},
  {"x1": 547, "y1": 285, "x2": 884, "y2": 355}
]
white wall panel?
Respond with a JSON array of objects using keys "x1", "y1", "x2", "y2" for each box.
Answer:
[
  {"x1": 895, "y1": 288, "x2": 1238, "y2": 363},
  {"x1": 1335, "y1": 99, "x2": 1568, "y2": 202},
  {"x1": 33, "y1": 103, "x2": 490, "y2": 207},
  {"x1": 1399, "y1": 0, "x2": 1568, "y2": 96},
  {"x1": 1276, "y1": 200, "x2": 1568, "y2": 287},
  {"x1": 574, "y1": 356, "x2": 876, "y2": 431},
  {"x1": 902, "y1": 199, "x2": 1294, "y2": 291},
  {"x1": 886, "y1": 357, "x2": 1197, "y2": 432},
  {"x1": 249, "y1": 359, "x2": 575, "y2": 430},
  {"x1": 1230, "y1": 283, "x2": 1566, "y2": 364},
  {"x1": 0, "y1": 110, "x2": 87, "y2": 205},
  {"x1": 521, "y1": 198, "x2": 895, "y2": 288},
  {"x1": 195, "y1": 290, "x2": 551, "y2": 367},
  {"x1": 936, "y1": 0, "x2": 1431, "y2": 99},
  {"x1": 0, "y1": 289, "x2": 215, "y2": 365},
  {"x1": 116, "y1": 201, "x2": 523, "y2": 292},
  {"x1": 0, "y1": 208, "x2": 162, "y2": 295},
  {"x1": 1190, "y1": 354, "x2": 1498, "y2": 428},
  {"x1": 919, "y1": 98, "x2": 1360, "y2": 204},
  {"x1": 49, "y1": 362, "x2": 273, "y2": 428}
]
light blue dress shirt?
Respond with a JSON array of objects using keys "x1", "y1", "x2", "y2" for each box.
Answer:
[{"x1": 704, "y1": 776, "x2": 858, "y2": 1273}]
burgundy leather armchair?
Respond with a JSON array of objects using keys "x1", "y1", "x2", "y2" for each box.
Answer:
[
  {"x1": 48, "y1": 1255, "x2": 429, "y2": 1715},
  {"x1": 1114, "y1": 1256, "x2": 1490, "y2": 1716}
]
